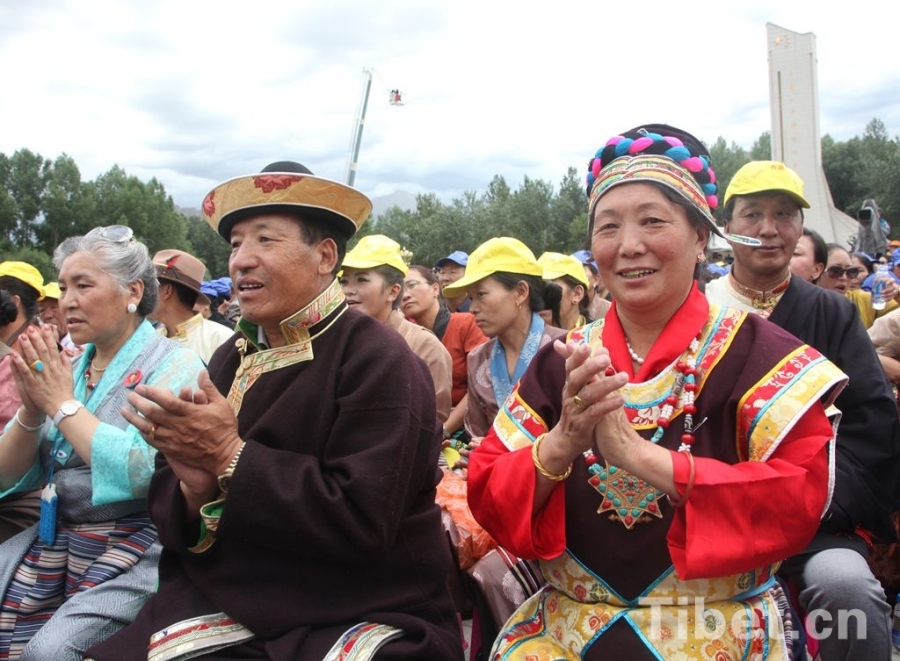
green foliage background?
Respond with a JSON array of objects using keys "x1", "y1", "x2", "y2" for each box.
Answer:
[{"x1": 2, "y1": 118, "x2": 897, "y2": 280}]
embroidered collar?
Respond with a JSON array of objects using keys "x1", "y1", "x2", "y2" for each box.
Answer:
[
  {"x1": 236, "y1": 278, "x2": 345, "y2": 351},
  {"x1": 170, "y1": 313, "x2": 205, "y2": 340},
  {"x1": 227, "y1": 279, "x2": 347, "y2": 416},
  {"x1": 725, "y1": 271, "x2": 791, "y2": 318},
  {"x1": 490, "y1": 313, "x2": 545, "y2": 406}
]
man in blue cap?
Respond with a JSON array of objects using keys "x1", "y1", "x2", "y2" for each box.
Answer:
[{"x1": 435, "y1": 250, "x2": 471, "y2": 312}]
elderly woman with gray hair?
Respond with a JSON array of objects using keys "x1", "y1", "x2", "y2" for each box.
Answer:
[{"x1": 0, "y1": 225, "x2": 204, "y2": 661}]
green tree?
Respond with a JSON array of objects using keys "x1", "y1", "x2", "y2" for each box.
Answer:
[
  {"x1": 36, "y1": 154, "x2": 95, "y2": 254},
  {"x1": 185, "y1": 214, "x2": 232, "y2": 278},
  {"x1": 5, "y1": 149, "x2": 51, "y2": 246},
  {"x1": 90, "y1": 166, "x2": 189, "y2": 252}
]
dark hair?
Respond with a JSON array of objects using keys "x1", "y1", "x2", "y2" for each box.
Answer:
[
  {"x1": 374, "y1": 264, "x2": 405, "y2": 310},
  {"x1": 801, "y1": 228, "x2": 828, "y2": 269},
  {"x1": 282, "y1": 211, "x2": 348, "y2": 276},
  {"x1": 542, "y1": 281, "x2": 563, "y2": 327},
  {"x1": 851, "y1": 252, "x2": 875, "y2": 276},
  {"x1": 557, "y1": 274, "x2": 593, "y2": 324},
  {"x1": 0, "y1": 276, "x2": 41, "y2": 320},
  {"x1": 0, "y1": 290, "x2": 19, "y2": 327},
  {"x1": 165, "y1": 280, "x2": 200, "y2": 309},
  {"x1": 491, "y1": 272, "x2": 545, "y2": 313},
  {"x1": 408, "y1": 264, "x2": 440, "y2": 287}
]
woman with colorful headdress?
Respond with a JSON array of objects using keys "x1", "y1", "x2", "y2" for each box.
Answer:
[{"x1": 467, "y1": 124, "x2": 847, "y2": 660}]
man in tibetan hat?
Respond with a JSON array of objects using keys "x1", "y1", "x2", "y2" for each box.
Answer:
[{"x1": 86, "y1": 163, "x2": 463, "y2": 661}]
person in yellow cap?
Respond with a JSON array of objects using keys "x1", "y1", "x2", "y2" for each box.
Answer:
[
  {"x1": 38, "y1": 282, "x2": 82, "y2": 356},
  {"x1": 0, "y1": 261, "x2": 46, "y2": 542},
  {"x1": 442, "y1": 237, "x2": 566, "y2": 449},
  {"x1": 537, "y1": 252, "x2": 592, "y2": 331},
  {"x1": 707, "y1": 160, "x2": 896, "y2": 659},
  {"x1": 340, "y1": 234, "x2": 453, "y2": 423}
]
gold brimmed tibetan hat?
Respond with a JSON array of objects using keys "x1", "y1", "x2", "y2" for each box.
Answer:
[{"x1": 201, "y1": 161, "x2": 373, "y2": 241}]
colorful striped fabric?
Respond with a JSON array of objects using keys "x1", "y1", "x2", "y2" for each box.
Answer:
[{"x1": 0, "y1": 513, "x2": 155, "y2": 658}]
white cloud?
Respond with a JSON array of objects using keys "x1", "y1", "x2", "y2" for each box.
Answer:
[{"x1": 1, "y1": 0, "x2": 897, "y2": 209}]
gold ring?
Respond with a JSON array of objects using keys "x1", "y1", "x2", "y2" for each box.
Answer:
[
  {"x1": 573, "y1": 394, "x2": 587, "y2": 409},
  {"x1": 29, "y1": 360, "x2": 44, "y2": 373},
  {"x1": 148, "y1": 424, "x2": 158, "y2": 442}
]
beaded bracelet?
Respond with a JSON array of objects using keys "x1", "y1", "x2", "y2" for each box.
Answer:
[
  {"x1": 14, "y1": 408, "x2": 45, "y2": 432},
  {"x1": 531, "y1": 433, "x2": 572, "y2": 482},
  {"x1": 667, "y1": 450, "x2": 696, "y2": 508}
]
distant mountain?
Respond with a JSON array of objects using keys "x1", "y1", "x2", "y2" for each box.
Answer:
[
  {"x1": 176, "y1": 191, "x2": 418, "y2": 222},
  {"x1": 176, "y1": 205, "x2": 202, "y2": 218},
  {"x1": 371, "y1": 190, "x2": 417, "y2": 218}
]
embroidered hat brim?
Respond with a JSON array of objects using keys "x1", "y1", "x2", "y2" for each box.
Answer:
[{"x1": 202, "y1": 173, "x2": 373, "y2": 241}]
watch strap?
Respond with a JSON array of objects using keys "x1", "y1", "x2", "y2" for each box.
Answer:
[{"x1": 52, "y1": 400, "x2": 84, "y2": 427}]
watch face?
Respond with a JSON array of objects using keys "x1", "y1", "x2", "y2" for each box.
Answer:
[{"x1": 63, "y1": 401, "x2": 81, "y2": 415}]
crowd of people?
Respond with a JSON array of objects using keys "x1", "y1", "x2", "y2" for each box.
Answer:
[{"x1": 0, "y1": 126, "x2": 898, "y2": 661}]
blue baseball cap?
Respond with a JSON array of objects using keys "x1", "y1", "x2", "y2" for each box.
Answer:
[
  {"x1": 570, "y1": 250, "x2": 598, "y2": 274},
  {"x1": 435, "y1": 250, "x2": 469, "y2": 268}
]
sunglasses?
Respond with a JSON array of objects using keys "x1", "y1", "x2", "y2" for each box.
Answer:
[
  {"x1": 825, "y1": 266, "x2": 863, "y2": 279},
  {"x1": 86, "y1": 225, "x2": 134, "y2": 243}
]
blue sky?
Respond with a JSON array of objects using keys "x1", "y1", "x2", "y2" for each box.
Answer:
[{"x1": 1, "y1": 1, "x2": 897, "y2": 208}]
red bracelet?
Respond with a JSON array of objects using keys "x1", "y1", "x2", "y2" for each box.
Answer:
[{"x1": 667, "y1": 451, "x2": 695, "y2": 508}]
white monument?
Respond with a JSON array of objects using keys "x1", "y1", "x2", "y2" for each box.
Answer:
[{"x1": 766, "y1": 23, "x2": 857, "y2": 246}]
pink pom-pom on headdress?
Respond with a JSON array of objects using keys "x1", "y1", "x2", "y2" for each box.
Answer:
[
  {"x1": 629, "y1": 137, "x2": 655, "y2": 154},
  {"x1": 663, "y1": 136, "x2": 684, "y2": 148},
  {"x1": 591, "y1": 159, "x2": 602, "y2": 178},
  {"x1": 682, "y1": 157, "x2": 704, "y2": 173},
  {"x1": 606, "y1": 135, "x2": 625, "y2": 147}
]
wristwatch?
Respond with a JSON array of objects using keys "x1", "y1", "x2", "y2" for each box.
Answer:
[
  {"x1": 53, "y1": 400, "x2": 84, "y2": 426},
  {"x1": 217, "y1": 442, "x2": 246, "y2": 495}
]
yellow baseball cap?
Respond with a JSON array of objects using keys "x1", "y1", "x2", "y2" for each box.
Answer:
[
  {"x1": 0, "y1": 261, "x2": 46, "y2": 300},
  {"x1": 537, "y1": 252, "x2": 589, "y2": 288},
  {"x1": 342, "y1": 234, "x2": 408, "y2": 275},
  {"x1": 442, "y1": 237, "x2": 542, "y2": 299},
  {"x1": 723, "y1": 161, "x2": 811, "y2": 209},
  {"x1": 43, "y1": 282, "x2": 62, "y2": 300}
]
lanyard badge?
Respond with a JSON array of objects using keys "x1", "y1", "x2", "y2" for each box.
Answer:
[{"x1": 39, "y1": 483, "x2": 58, "y2": 545}]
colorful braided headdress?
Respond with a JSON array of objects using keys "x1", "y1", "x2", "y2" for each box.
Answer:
[{"x1": 585, "y1": 124, "x2": 721, "y2": 236}]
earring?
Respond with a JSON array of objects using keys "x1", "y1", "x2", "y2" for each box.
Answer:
[
  {"x1": 127, "y1": 303, "x2": 138, "y2": 313},
  {"x1": 697, "y1": 254, "x2": 707, "y2": 263}
]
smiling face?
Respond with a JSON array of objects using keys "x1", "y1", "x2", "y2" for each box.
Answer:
[
  {"x1": 590, "y1": 182, "x2": 707, "y2": 323},
  {"x1": 725, "y1": 193, "x2": 803, "y2": 289},
  {"x1": 58, "y1": 252, "x2": 142, "y2": 351},
  {"x1": 228, "y1": 214, "x2": 337, "y2": 339},
  {"x1": 339, "y1": 266, "x2": 400, "y2": 323}
]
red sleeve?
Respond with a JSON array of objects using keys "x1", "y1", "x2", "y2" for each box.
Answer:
[
  {"x1": 467, "y1": 429, "x2": 567, "y2": 560},
  {"x1": 667, "y1": 402, "x2": 833, "y2": 579}
]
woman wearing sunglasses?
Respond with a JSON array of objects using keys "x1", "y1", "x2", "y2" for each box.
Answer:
[
  {"x1": 0, "y1": 225, "x2": 205, "y2": 660},
  {"x1": 818, "y1": 243, "x2": 898, "y2": 328}
]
